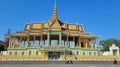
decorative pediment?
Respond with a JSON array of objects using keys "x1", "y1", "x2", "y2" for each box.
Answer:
[
  {"x1": 48, "y1": 2, "x2": 61, "y2": 31},
  {"x1": 110, "y1": 43, "x2": 119, "y2": 50},
  {"x1": 49, "y1": 19, "x2": 61, "y2": 30}
]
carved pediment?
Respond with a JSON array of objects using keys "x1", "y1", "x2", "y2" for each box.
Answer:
[
  {"x1": 48, "y1": 2, "x2": 62, "y2": 31},
  {"x1": 49, "y1": 19, "x2": 61, "y2": 30}
]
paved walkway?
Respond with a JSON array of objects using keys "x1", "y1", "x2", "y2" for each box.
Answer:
[
  {"x1": 0, "y1": 63, "x2": 120, "y2": 67},
  {"x1": 0, "y1": 60, "x2": 120, "y2": 67}
]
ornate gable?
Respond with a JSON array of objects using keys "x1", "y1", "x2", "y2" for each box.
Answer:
[
  {"x1": 48, "y1": 2, "x2": 61, "y2": 31},
  {"x1": 49, "y1": 19, "x2": 61, "y2": 31}
]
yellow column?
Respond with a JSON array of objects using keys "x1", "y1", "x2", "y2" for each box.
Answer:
[
  {"x1": 93, "y1": 38, "x2": 96, "y2": 49},
  {"x1": 85, "y1": 38, "x2": 88, "y2": 49},
  {"x1": 79, "y1": 36, "x2": 81, "y2": 48},
  {"x1": 10, "y1": 37, "x2": 13, "y2": 48},
  {"x1": 20, "y1": 37, "x2": 22, "y2": 48},
  {"x1": 34, "y1": 36, "x2": 36, "y2": 47},
  {"x1": 13, "y1": 36, "x2": 16, "y2": 48},
  {"x1": 59, "y1": 33, "x2": 62, "y2": 46},
  {"x1": 73, "y1": 36, "x2": 75, "y2": 48},
  {"x1": 91, "y1": 38, "x2": 94, "y2": 48},
  {"x1": 11, "y1": 37, "x2": 14, "y2": 48},
  {"x1": 27, "y1": 36, "x2": 29, "y2": 47},
  {"x1": 18, "y1": 39, "x2": 21, "y2": 48},
  {"x1": 16, "y1": 39, "x2": 19, "y2": 48},
  {"x1": 39, "y1": 36, "x2": 40, "y2": 46},
  {"x1": 47, "y1": 32, "x2": 50, "y2": 46},
  {"x1": 40, "y1": 35, "x2": 42, "y2": 46},
  {"x1": 66, "y1": 35, "x2": 68, "y2": 46},
  {"x1": 9, "y1": 37, "x2": 11, "y2": 48}
]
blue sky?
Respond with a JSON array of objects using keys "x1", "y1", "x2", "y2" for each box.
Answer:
[{"x1": 0, "y1": 0, "x2": 120, "y2": 45}]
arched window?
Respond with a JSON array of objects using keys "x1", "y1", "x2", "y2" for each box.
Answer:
[{"x1": 76, "y1": 51, "x2": 79, "y2": 55}]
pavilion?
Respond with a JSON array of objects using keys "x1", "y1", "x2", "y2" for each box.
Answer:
[{"x1": 4, "y1": 3, "x2": 113, "y2": 61}]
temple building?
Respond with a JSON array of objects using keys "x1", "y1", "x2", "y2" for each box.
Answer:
[{"x1": 6, "y1": 3, "x2": 101, "y2": 60}]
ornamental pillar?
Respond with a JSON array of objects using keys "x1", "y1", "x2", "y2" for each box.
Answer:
[
  {"x1": 39, "y1": 35, "x2": 42, "y2": 46},
  {"x1": 13, "y1": 36, "x2": 16, "y2": 48},
  {"x1": 17, "y1": 39, "x2": 19, "y2": 48},
  {"x1": 85, "y1": 38, "x2": 88, "y2": 49},
  {"x1": 93, "y1": 38, "x2": 96, "y2": 49},
  {"x1": 91, "y1": 38, "x2": 94, "y2": 48},
  {"x1": 10, "y1": 38, "x2": 13, "y2": 48},
  {"x1": 73, "y1": 36, "x2": 75, "y2": 48},
  {"x1": 20, "y1": 37, "x2": 22, "y2": 48},
  {"x1": 79, "y1": 36, "x2": 81, "y2": 48},
  {"x1": 66, "y1": 35, "x2": 68, "y2": 47},
  {"x1": 59, "y1": 33, "x2": 62, "y2": 46},
  {"x1": 27, "y1": 36, "x2": 29, "y2": 47},
  {"x1": 8, "y1": 37, "x2": 11, "y2": 48},
  {"x1": 47, "y1": 32, "x2": 50, "y2": 46},
  {"x1": 33, "y1": 36, "x2": 36, "y2": 47}
]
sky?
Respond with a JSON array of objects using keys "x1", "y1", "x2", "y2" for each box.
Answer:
[{"x1": 0, "y1": 0, "x2": 120, "y2": 45}]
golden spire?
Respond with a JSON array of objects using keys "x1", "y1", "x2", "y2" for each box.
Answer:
[
  {"x1": 48, "y1": 1, "x2": 61, "y2": 31},
  {"x1": 52, "y1": 1, "x2": 58, "y2": 19},
  {"x1": 49, "y1": 1, "x2": 60, "y2": 26},
  {"x1": 49, "y1": 1, "x2": 59, "y2": 22}
]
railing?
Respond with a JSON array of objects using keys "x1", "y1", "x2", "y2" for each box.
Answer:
[
  {"x1": 0, "y1": 54, "x2": 119, "y2": 61},
  {"x1": 73, "y1": 47, "x2": 99, "y2": 50},
  {"x1": 0, "y1": 55, "x2": 46, "y2": 61}
]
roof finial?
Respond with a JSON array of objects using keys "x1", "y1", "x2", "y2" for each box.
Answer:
[
  {"x1": 50, "y1": 0, "x2": 58, "y2": 20},
  {"x1": 53, "y1": 0, "x2": 58, "y2": 18},
  {"x1": 54, "y1": 0, "x2": 56, "y2": 7},
  {"x1": 49, "y1": 0, "x2": 60, "y2": 26}
]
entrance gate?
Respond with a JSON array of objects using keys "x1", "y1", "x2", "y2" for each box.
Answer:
[
  {"x1": 48, "y1": 52, "x2": 60, "y2": 59},
  {"x1": 113, "y1": 49, "x2": 117, "y2": 56}
]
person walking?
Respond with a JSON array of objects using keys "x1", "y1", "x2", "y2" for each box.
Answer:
[{"x1": 113, "y1": 59, "x2": 117, "y2": 64}]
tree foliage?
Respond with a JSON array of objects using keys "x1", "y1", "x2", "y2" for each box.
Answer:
[
  {"x1": 0, "y1": 43, "x2": 4, "y2": 51},
  {"x1": 4, "y1": 28, "x2": 11, "y2": 50},
  {"x1": 99, "y1": 38, "x2": 120, "y2": 51}
]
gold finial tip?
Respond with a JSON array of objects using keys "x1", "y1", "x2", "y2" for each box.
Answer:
[
  {"x1": 49, "y1": 0, "x2": 59, "y2": 23},
  {"x1": 54, "y1": 0, "x2": 57, "y2": 9}
]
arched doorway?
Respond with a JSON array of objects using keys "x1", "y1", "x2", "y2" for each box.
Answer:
[{"x1": 48, "y1": 52, "x2": 60, "y2": 59}]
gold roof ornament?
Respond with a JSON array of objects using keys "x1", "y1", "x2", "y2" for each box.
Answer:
[
  {"x1": 49, "y1": 1, "x2": 61, "y2": 31},
  {"x1": 49, "y1": 1, "x2": 59, "y2": 25}
]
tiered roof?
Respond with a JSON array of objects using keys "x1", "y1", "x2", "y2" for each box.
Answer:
[{"x1": 8, "y1": 3, "x2": 99, "y2": 38}]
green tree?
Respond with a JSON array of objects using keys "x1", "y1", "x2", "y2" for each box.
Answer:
[
  {"x1": 99, "y1": 38, "x2": 120, "y2": 51},
  {"x1": 0, "y1": 43, "x2": 4, "y2": 51},
  {"x1": 4, "y1": 28, "x2": 11, "y2": 50}
]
